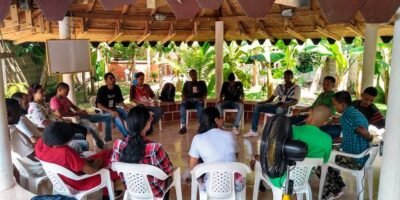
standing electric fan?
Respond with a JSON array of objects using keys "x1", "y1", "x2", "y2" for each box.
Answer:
[{"x1": 260, "y1": 114, "x2": 308, "y2": 199}]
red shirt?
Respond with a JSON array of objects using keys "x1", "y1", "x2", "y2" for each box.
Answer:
[
  {"x1": 111, "y1": 137, "x2": 173, "y2": 197},
  {"x1": 35, "y1": 138, "x2": 114, "y2": 190},
  {"x1": 50, "y1": 96, "x2": 74, "y2": 116}
]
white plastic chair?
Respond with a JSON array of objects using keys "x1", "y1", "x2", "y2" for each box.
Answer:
[
  {"x1": 39, "y1": 159, "x2": 115, "y2": 200},
  {"x1": 191, "y1": 162, "x2": 251, "y2": 200},
  {"x1": 253, "y1": 158, "x2": 323, "y2": 200},
  {"x1": 223, "y1": 109, "x2": 245, "y2": 130},
  {"x1": 11, "y1": 152, "x2": 48, "y2": 194},
  {"x1": 111, "y1": 162, "x2": 182, "y2": 200},
  {"x1": 318, "y1": 146, "x2": 379, "y2": 200}
]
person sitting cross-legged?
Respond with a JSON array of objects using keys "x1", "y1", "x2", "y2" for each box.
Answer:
[
  {"x1": 50, "y1": 82, "x2": 113, "y2": 147},
  {"x1": 35, "y1": 122, "x2": 122, "y2": 199},
  {"x1": 111, "y1": 106, "x2": 173, "y2": 199},
  {"x1": 319, "y1": 91, "x2": 374, "y2": 200},
  {"x1": 6, "y1": 98, "x2": 44, "y2": 176},
  {"x1": 244, "y1": 70, "x2": 301, "y2": 137},
  {"x1": 96, "y1": 72, "x2": 130, "y2": 137},
  {"x1": 179, "y1": 69, "x2": 207, "y2": 134},
  {"x1": 129, "y1": 72, "x2": 164, "y2": 134},
  {"x1": 216, "y1": 72, "x2": 244, "y2": 135}
]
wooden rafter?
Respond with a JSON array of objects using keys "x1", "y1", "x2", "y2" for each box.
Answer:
[
  {"x1": 25, "y1": 10, "x2": 33, "y2": 27},
  {"x1": 108, "y1": 21, "x2": 123, "y2": 43},
  {"x1": 161, "y1": 22, "x2": 176, "y2": 44},
  {"x1": 284, "y1": 18, "x2": 305, "y2": 41},
  {"x1": 256, "y1": 20, "x2": 274, "y2": 41},
  {"x1": 10, "y1": 4, "x2": 19, "y2": 25},
  {"x1": 137, "y1": 21, "x2": 151, "y2": 44},
  {"x1": 87, "y1": 0, "x2": 96, "y2": 12},
  {"x1": 316, "y1": 26, "x2": 340, "y2": 40},
  {"x1": 346, "y1": 24, "x2": 364, "y2": 38},
  {"x1": 185, "y1": 21, "x2": 199, "y2": 42},
  {"x1": 238, "y1": 22, "x2": 252, "y2": 41}
]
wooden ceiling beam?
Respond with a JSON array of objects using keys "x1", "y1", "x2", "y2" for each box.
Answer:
[
  {"x1": 346, "y1": 24, "x2": 364, "y2": 38},
  {"x1": 87, "y1": 0, "x2": 96, "y2": 12},
  {"x1": 256, "y1": 20, "x2": 274, "y2": 41},
  {"x1": 38, "y1": 15, "x2": 45, "y2": 33},
  {"x1": 25, "y1": 10, "x2": 33, "y2": 27},
  {"x1": 185, "y1": 21, "x2": 199, "y2": 42},
  {"x1": 14, "y1": 33, "x2": 39, "y2": 45},
  {"x1": 238, "y1": 22, "x2": 253, "y2": 41},
  {"x1": 10, "y1": 4, "x2": 19, "y2": 25},
  {"x1": 223, "y1": 0, "x2": 235, "y2": 16},
  {"x1": 316, "y1": 26, "x2": 340, "y2": 40},
  {"x1": 108, "y1": 21, "x2": 123, "y2": 43},
  {"x1": 285, "y1": 26, "x2": 306, "y2": 41},
  {"x1": 137, "y1": 21, "x2": 151, "y2": 44},
  {"x1": 161, "y1": 22, "x2": 176, "y2": 44}
]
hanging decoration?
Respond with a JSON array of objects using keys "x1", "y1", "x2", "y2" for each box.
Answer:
[
  {"x1": 34, "y1": 0, "x2": 73, "y2": 21},
  {"x1": 318, "y1": 0, "x2": 365, "y2": 23},
  {"x1": 360, "y1": 0, "x2": 400, "y2": 23},
  {"x1": 166, "y1": 0, "x2": 200, "y2": 19},
  {"x1": 99, "y1": 0, "x2": 134, "y2": 11},
  {"x1": 0, "y1": 0, "x2": 11, "y2": 21},
  {"x1": 237, "y1": 0, "x2": 275, "y2": 18},
  {"x1": 195, "y1": 0, "x2": 223, "y2": 9}
]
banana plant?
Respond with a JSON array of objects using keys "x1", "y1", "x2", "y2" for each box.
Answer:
[{"x1": 375, "y1": 42, "x2": 392, "y2": 103}]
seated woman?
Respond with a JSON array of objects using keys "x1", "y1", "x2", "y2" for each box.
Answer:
[
  {"x1": 26, "y1": 83, "x2": 89, "y2": 152},
  {"x1": 35, "y1": 122, "x2": 121, "y2": 199},
  {"x1": 188, "y1": 107, "x2": 244, "y2": 192},
  {"x1": 111, "y1": 106, "x2": 173, "y2": 199}
]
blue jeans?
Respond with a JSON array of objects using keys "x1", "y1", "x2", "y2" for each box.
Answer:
[
  {"x1": 81, "y1": 113, "x2": 113, "y2": 142},
  {"x1": 180, "y1": 100, "x2": 205, "y2": 125},
  {"x1": 106, "y1": 107, "x2": 129, "y2": 137},
  {"x1": 216, "y1": 100, "x2": 244, "y2": 128},
  {"x1": 251, "y1": 103, "x2": 287, "y2": 132},
  {"x1": 145, "y1": 106, "x2": 164, "y2": 124},
  {"x1": 320, "y1": 124, "x2": 342, "y2": 139}
]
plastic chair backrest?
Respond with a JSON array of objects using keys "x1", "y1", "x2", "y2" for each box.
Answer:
[
  {"x1": 192, "y1": 162, "x2": 251, "y2": 199},
  {"x1": 11, "y1": 151, "x2": 29, "y2": 178},
  {"x1": 111, "y1": 162, "x2": 169, "y2": 199},
  {"x1": 39, "y1": 160, "x2": 81, "y2": 195},
  {"x1": 290, "y1": 158, "x2": 323, "y2": 188},
  {"x1": 89, "y1": 96, "x2": 97, "y2": 108}
]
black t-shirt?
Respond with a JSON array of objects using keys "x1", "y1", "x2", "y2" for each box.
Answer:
[
  {"x1": 96, "y1": 85, "x2": 124, "y2": 109},
  {"x1": 352, "y1": 100, "x2": 385, "y2": 128},
  {"x1": 182, "y1": 81, "x2": 207, "y2": 99},
  {"x1": 220, "y1": 81, "x2": 244, "y2": 101}
]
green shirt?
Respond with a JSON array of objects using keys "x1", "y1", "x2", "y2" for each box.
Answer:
[
  {"x1": 269, "y1": 125, "x2": 333, "y2": 188},
  {"x1": 312, "y1": 91, "x2": 335, "y2": 113}
]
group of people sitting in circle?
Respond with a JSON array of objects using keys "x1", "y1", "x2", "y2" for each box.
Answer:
[{"x1": 6, "y1": 68, "x2": 385, "y2": 200}]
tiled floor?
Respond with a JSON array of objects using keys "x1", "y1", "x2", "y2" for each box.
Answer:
[{"x1": 9, "y1": 119, "x2": 382, "y2": 199}]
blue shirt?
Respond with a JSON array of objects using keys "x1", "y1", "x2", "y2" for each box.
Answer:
[{"x1": 340, "y1": 106, "x2": 370, "y2": 162}]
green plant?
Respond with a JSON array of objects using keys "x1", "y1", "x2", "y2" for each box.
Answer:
[
  {"x1": 296, "y1": 51, "x2": 321, "y2": 73},
  {"x1": 150, "y1": 72, "x2": 158, "y2": 82},
  {"x1": 5, "y1": 82, "x2": 28, "y2": 97}
]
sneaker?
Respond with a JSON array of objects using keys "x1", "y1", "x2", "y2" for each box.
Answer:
[
  {"x1": 323, "y1": 191, "x2": 344, "y2": 200},
  {"x1": 243, "y1": 130, "x2": 258, "y2": 137},
  {"x1": 179, "y1": 126, "x2": 187, "y2": 135},
  {"x1": 232, "y1": 127, "x2": 240, "y2": 135}
]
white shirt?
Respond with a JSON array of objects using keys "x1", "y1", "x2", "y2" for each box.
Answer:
[
  {"x1": 189, "y1": 128, "x2": 239, "y2": 163},
  {"x1": 273, "y1": 83, "x2": 301, "y2": 103},
  {"x1": 16, "y1": 116, "x2": 42, "y2": 138},
  {"x1": 8, "y1": 125, "x2": 34, "y2": 158}
]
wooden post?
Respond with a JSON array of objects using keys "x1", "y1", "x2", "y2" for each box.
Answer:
[{"x1": 215, "y1": 21, "x2": 224, "y2": 97}]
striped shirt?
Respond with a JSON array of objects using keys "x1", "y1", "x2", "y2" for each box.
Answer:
[{"x1": 273, "y1": 83, "x2": 301, "y2": 103}]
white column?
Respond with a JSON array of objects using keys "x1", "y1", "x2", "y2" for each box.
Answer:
[
  {"x1": 378, "y1": 8, "x2": 400, "y2": 200},
  {"x1": 361, "y1": 23, "x2": 378, "y2": 91},
  {"x1": 215, "y1": 21, "x2": 224, "y2": 96},
  {"x1": 0, "y1": 60, "x2": 15, "y2": 191},
  {"x1": 58, "y1": 17, "x2": 76, "y2": 104}
]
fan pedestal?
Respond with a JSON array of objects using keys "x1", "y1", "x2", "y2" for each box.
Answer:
[{"x1": 283, "y1": 161, "x2": 296, "y2": 199}]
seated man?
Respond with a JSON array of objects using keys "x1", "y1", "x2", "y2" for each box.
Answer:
[
  {"x1": 250, "y1": 105, "x2": 332, "y2": 189},
  {"x1": 129, "y1": 72, "x2": 164, "y2": 134},
  {"x1": 216, "y1": 72, "x2": 244, "y2": 135},
  {"x1": 353, "y1": 86, "x2": 385, "y2": 129},
  {"x1": 179, "y1": 69, "x2": 207, "y2": 134},
  {"x1": 321, "y1": 91, "x2": 373, "y2": 199},
  {"x1": 35, "y1": 122, "x2": 122, "y2": 199},
  {"x1": 6, "y1": 98, "x2": 44, "y2": 176},
  {"x1": 96, "y1": 72, "x2": 130, "y2": 137},
  {"x1": 245, "y1": 70, "x2": 300, "y2": 137},
  {"x1": 290, "y1": 76, "x2": 336, "y2": 125},
  {"x1": 11, "y1": 92, "x2": 41, "y2": 144},
  {"x1": 50, "y1": 82, "x2": 113, "y2": 147}
]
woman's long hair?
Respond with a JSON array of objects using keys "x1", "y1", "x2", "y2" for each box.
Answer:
[
  {"x1": 120, "y1": 106, "x2": 150, "y2": 163},
  {"x1": 28, "y1": 83, "x2": 42, "y2": 102},
  {"x1": 198, "y1": 107, "x2": 220, "y2": 134}
]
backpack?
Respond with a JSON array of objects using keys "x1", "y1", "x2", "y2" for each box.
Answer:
[{"x1": 159, "y1": 83, "x2": 175, "y2": 102}]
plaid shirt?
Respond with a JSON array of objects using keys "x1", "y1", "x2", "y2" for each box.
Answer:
[
  {"x1": 111, "y1": 137, "x2": 173, "y2": 198},
  {"x1": 340, "y1": 106, "x2": 370, "y2": 163}
]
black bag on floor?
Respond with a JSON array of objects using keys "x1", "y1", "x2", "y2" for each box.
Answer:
[{"x1": 159, "y1": 83, "x2": 176, "y2": 102}]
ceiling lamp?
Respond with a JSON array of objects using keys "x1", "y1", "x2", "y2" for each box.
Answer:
[
  {"x1": 154, "y1": 13, "x2": 166, "y2": 21},
  {"x1": 281, "y1": 8, "x2": 294, "y2": 18}
]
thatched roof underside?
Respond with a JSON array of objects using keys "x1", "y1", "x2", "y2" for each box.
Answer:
[{"x1": 0, "y1": 0, "x2": 396, "y2": 44}]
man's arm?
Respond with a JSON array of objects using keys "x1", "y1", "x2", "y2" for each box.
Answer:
[
  {"x1": 188, "y1": 156, "x2": 199, "y2": 170},
  {"x1": 219, "y1": 83, "x2": 226, "y2": 102},
  {"x1": 262, "y1": 95, "x2": 276, "y2": 103},
  {"x1": 181, "y1": 82, "x2": 188, "y2": 100},
  {"x1": 202, "y1": 81, "x2": 208, "y2": 101},
  {"x1": 81, "y1": 158, "x2": 104, "y2": 174},
  {"x1": 355, "y1": 126, "x2": 373, "y2": 142},
  {"x1": 282, "y1": 99, "x2": 299, "y2": 108}
]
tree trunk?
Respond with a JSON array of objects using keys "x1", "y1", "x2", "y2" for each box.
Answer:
[
  {"x1": 129, "y1": 54, "x2": 137, "y2": 82},
  {"x1": 82, "y1": 72, "x2": 88, "y2": 102},
  {"x1": 383, "y1": 70, "x2": 390, "y2": 103},
  {"x1": 309, "y1": 65, "x2": 323, "y2": 94},
  {"x1": 252, "y1": 63, "x2": 258, "y2": 87},
  {"x1": 266, "y1": 64, "x2": 273, "y2": 98},
  {"x1": 39, "y1": 65, "x2": 48, "y2": 86}
]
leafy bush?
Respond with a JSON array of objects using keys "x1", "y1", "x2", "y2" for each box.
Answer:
[{"x1": 5, "y1": 83, "x2": 28, "y2": 97}]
